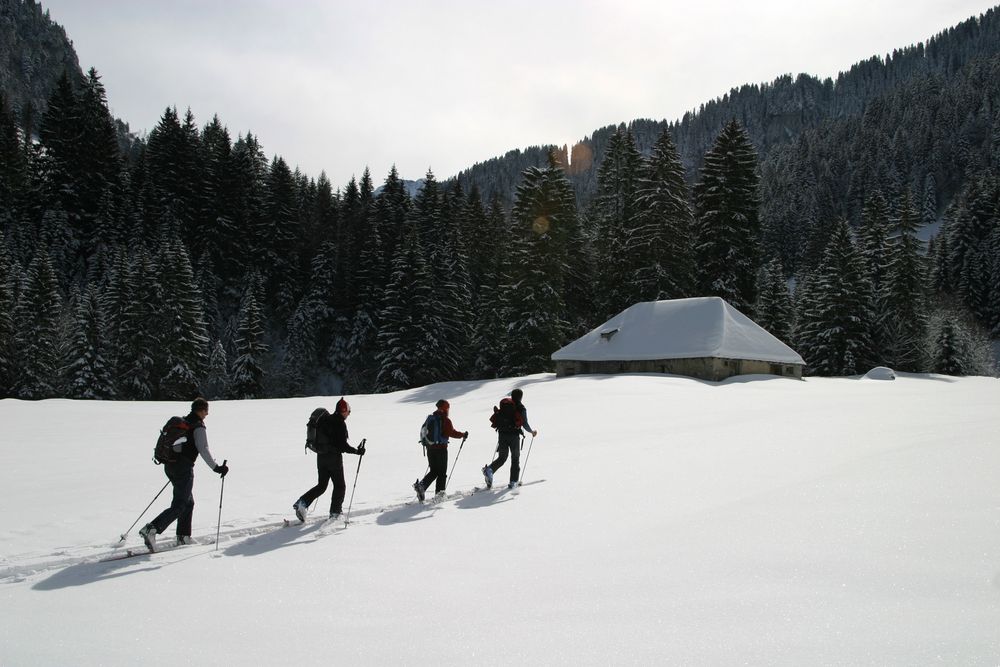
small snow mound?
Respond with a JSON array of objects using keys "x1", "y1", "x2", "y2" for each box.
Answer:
[{"x1": 862, "y1": 366, "x2": 896, "y2": 381}]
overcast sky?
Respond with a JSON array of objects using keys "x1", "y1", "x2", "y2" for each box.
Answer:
[{"x1": 41, "y1": 0, "x2": 995, "y2": 188}]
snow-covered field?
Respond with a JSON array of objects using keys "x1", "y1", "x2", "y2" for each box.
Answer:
[{"x1": 2, "y1": 372, "x2": 998, "y2": 665}]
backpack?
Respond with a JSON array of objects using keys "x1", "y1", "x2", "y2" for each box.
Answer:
[
  {"x1": 305, "y1": 407, "x2": 332, "y2": 453},
  {"x1": 419, "y1": 413, "x2": 440, "y2": 447},
  {"x1": 154, "y1": 416, "x2": 191, "y2": 465},
  {"x1": 490, "y1": 397, "x2": 523, "y2": 431}
]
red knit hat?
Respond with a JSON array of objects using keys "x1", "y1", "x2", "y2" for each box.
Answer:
[{"x1": 336, "y1": 397, "x2": 350, "y2": 414}]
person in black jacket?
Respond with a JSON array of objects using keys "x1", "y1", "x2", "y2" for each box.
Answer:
[
  {"x1": 293, "y1": 397, "x2": 365, "y2": 521},
  {"x1": 140, "y1": 398, "x2": 228, "y2": 552},
  {"x1": 482, "y1": 387, "x2": 538, "y2": 489}
]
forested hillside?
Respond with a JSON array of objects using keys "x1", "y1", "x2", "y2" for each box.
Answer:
[{"x1": 0, "y1": 2, "x2": 997, "y2": 401}]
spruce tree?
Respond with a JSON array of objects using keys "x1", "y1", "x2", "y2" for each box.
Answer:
[
  {"x1": 504, "y1": 154, "x2": 577, "y2": 375},
  {"x1": 14, "y1": 252, "x2": 63, "y2": 398},
  {"x1": 882, "y1": 190, "x2": 928, "y2": 371},
  {"x1": 117, "y1": 249, "x2": 160, "y2": 400},
  {"x1": 230, "y1": 287, "x2": 267, "y2": 399},
  {"x1": 593, "y1": 125, "x2": 642, "y2": 318},
  {"x1": 0, "y1": 232, "x2": 20, "y2": 396},
  {"x1": 64, "y1": 284, "x2": 116, "y2": 399},
  {"x1": 796, "y1": 220, "x2": 874, "y2": 376},
  {"x1": 693, "y1": 120, "x2": 762, "y2": 313},
  {"x1": 374, "y1": 223, "x2": 435, "y2": 391},
  {"x1": 631, "y1": 128, "x2": 696, "y2": 302},
  {"x1": 157, "y1": 239, "x2": 210, "y2": 398},
  {"x1": 755, "y1": 258, "x2": 794, "y2": 344}
]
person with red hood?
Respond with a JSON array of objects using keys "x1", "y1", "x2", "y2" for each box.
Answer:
[
  {"x1": 413, "y1": 399, "x2": 467, "y2": 501},
  {"x1": 293, "y1": 397, "x2": 365, "y2": 521}
]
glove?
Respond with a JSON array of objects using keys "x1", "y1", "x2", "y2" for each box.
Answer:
[
  {"x1": 357, "y1": 444, "x2": 366, "y2": 456},
  {"x1": 214, "y1": 463, "x2": 229, "y2": 477},
  {"x1": 463, "y1": 431, "x2": 469, "y2": 439}
]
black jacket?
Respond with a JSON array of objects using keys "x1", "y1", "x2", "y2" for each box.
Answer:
[{"x1": 318, "y1": 412, "x2": 359, "y2": 455}]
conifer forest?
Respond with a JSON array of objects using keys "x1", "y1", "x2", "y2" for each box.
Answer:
[{"x1": 1, "y1": 1, "x2": 999, "y2": 400}]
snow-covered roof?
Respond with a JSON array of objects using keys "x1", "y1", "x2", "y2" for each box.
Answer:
[{"x1": 551, "y1": 297, "x2": 805, "y2": 365}]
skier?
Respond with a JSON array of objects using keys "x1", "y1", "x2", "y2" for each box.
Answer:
[
  {"x1": 482, "y1": 387, "x2": 538, "y2": 489},
  {"x1": 292, "y1": 397, "x2": 365, "y2": 522},
  {"x1": 413, "y1": 399, "x2": 467, "y2": 501},
  {"x1": 140, "y1": 398, "x2": 228, "y2": 552}
]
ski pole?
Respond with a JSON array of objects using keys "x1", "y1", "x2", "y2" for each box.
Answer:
[
  {"x1": 446, "y1": 434, "x2": 468, "y2": 489},
  {"x1": 117, "y1": 480, "x2": 171, "y2": 545},
  {"x1": 519, "y1": 435, "x2": 536, "y2": 485},
  {"x1": 215, "y1": 459, "x2": 227, "y2": 551},
  {"x1": 345, "y1": 438, "x2": 366, "y2": 524}
]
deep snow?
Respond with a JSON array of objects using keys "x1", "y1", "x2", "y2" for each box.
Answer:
[{"x1": 1, "y1": 372, "x2": 999, "y2": 665}]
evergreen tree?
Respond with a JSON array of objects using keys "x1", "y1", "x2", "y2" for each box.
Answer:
[
  {"x1": 374, "y1": 223, "x2": 435, "y2": 391},
  {"x1": 796, "y1": 220, "x2": 874, "y2": 376},
  {"x1": 157, "y1": 239, "x2": 209, "y2": 398},
  {"x1": 504, "y1": 154, "x2": 578, "y2": 375},
  {"x1": 928, "y1": 317, "x2": 967, "y2": 375},
  {"x1": 203, "y1": 339, "x2": 230, "y2": 400},
  {"x1": 117, "y1": 249, "x2": 160, "y2": 399},
  {"x1": 14, "y1": 252, "x2": 63, "y2": 398},
  {"x1": 64, "y1": 284, "x2": 116, "y2": 399},
  {"x1": 0, "y1": 232, "x2": 20, "y2": 396},
  {"x1": 631, "y1": 128, "x2": 696, "y2": 302},
  {"x1": 693, "y1": 120, "x2": 762, "y2": 313},
  {"x1": 230, "y1": 287, "x2": 267, "y2": 399},
  {"x1": 755, "y1": 258, "x2": 794, "y2": 344},
  {"x1": 593, "y1": 124, "x2": 642, "y2": 317},
  {"x1": 882, "y1": 190, "x2": 929, "y2": 371}
]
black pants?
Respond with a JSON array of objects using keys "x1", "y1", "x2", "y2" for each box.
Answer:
[
  {"x1": 421, "y1": 447, "x2": 448, "y2": 493},
  {"x1": 151, "y1": 462, "x2": 195, "y2": 537},
  {"x1": 300, "y1": 452, "x2": 346, "y2": 515},
  {"x1": 489, "y1": 431, "x2": 521, "y2": 484}
]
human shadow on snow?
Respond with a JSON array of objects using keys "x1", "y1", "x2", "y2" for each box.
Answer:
[{"x1": 32, "y1": 548, "x2": 207, "y2": 591}]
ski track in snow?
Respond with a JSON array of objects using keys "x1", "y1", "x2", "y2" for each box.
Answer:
[{"x1": 0, "y1": 484, "x2": 519, "y2": 583}]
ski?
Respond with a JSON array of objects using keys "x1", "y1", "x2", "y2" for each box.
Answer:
[{"x1": 99, "y1": 539, "x2": 198, "y2": 562}]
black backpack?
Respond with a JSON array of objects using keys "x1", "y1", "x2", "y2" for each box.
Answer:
[
  {"x1": 305, "y1": 407, "x2": 332, "y2": 453},
  {"x1": 154, "y1": 416, "x2": 191, "y2": 465}
]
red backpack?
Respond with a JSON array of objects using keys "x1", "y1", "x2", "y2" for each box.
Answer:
[{"x1": 489, "y1": 397, "x2": 523, "y2": 431}]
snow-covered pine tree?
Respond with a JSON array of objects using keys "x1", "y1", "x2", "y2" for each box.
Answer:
[
  {"x1": 14, "y1": 251, "x2": 63, "y2": 398},
  {"x1": 593, "y1": 124, "x2": 642, "y2": 318},
  {"x1": 0, "y1": 231, "x2": 20, "y2": 396},
  {"x1": 203, "y1": 339, "x2": 230, "y2": 400},
  {"x1": 117, "y1": 248, "x2": 160, "y2": 400},
  {"x1": 157, "y1": 239, "x2": 210, "y2": 399},
  {"x1": 693, "y1": 119, "x2": 762, "y2": 314},
  {"x1": 631, "y1": 127, "x2": 696, "y2": 302},
  {"x1": 858, "y1": 191, "x2": 893, "y2": 362},
  {"x1": 230, "y1": 286, "x2": 267, "y2": 399},
  {"x1": 64, "y1": 283, "x2": 116, "y2": 399},
  {"x1": 882, "y1": 190, "x2": 928, "y2": 372},
  {"x1": 471, "y1": 195, "x2": 515, "y2": 379},
  {"x1": 796, "y1": 220, "x2": 874, "y2": 376},
  {"x1": 374, "y1": 222, "x2": 434, "y2": 391},
  {"x1": 928, "y1": 316, "x2": 967, "y2": 375},
  {"x1": 755, "y1": 258, "x2": 794, "y2": 344},
  {"x1": 503, "y1": 153, "x2": 576, "y2": 376}
]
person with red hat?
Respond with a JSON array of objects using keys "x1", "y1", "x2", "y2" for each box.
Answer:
[
  {"x1": 413, "y1": 399, "x2": 467, "y2": 501},
  {"x1": 293, "y1": 397, "x2": 365, "y2": 521}
]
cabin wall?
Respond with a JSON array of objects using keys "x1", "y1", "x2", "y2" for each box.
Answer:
[{"x1": 553, "y1": 358, "x2": 803, "y2": 381}]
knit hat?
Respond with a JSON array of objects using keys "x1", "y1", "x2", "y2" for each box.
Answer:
[
  {"x1": 336, "y1": 397, "x2": 351, "y2": 413},
  {"x1": 511, "y1": 388, "x2": 523, "y2": 402}
]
